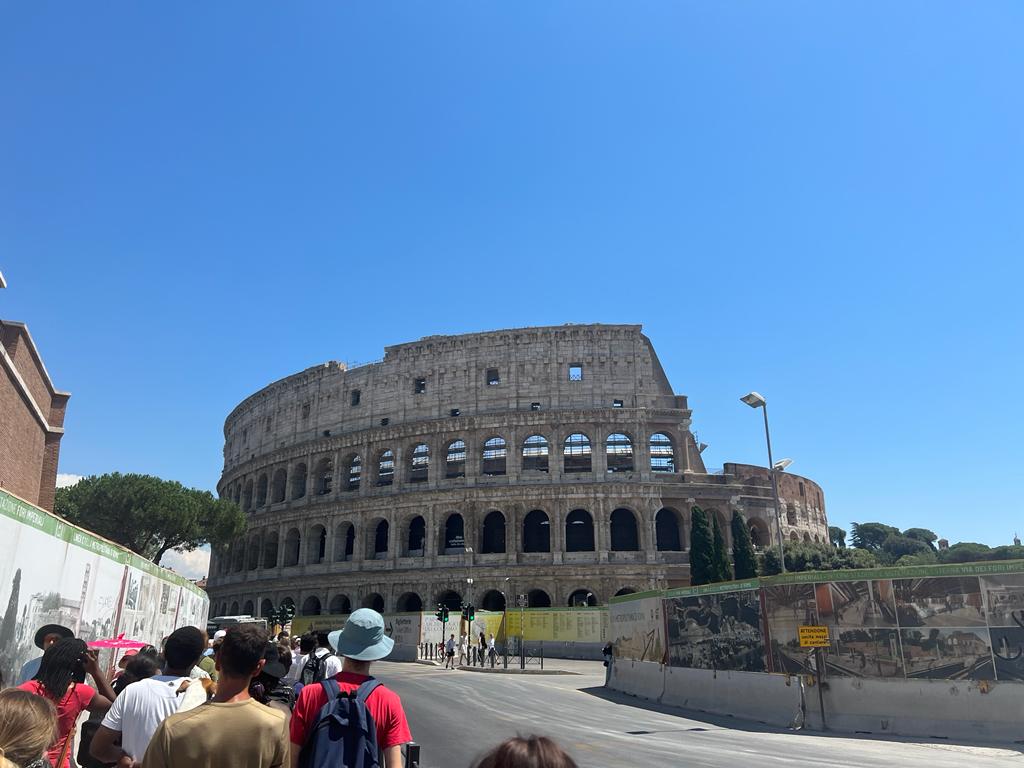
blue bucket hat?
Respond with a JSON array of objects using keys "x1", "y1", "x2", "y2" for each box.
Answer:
[{"x1": 328, "y1": 609, "x2": 394, "y2": 661}]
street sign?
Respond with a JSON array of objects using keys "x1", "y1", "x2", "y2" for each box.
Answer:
[
  {"x1": 516, "y1": 594, "x2": 528, "y2": 608},
  {"x1": 798, "y1": 625, "x2": 830, "y2": 648}
]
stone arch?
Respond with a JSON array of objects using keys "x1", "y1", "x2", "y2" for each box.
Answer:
[
  {"x1": 233, "y1": 485, "x2": 241, "y2": 505},
  {"x1": 283, "y1": 528, "x2": 301, "y2": 567},
  {"x1": 247, "y1": 536, "x2": 261, "y2": 570},
  {"x1": 291, "y1": 462, "x2": 307, "y2": 500},
  {"x1": 329, "y1": 594, "x2": 352, "y2": 615},
  {"x1": 803, "y1": 532, "x2": 812, "y2": 543},
  {"x1": 314, "y1": 457, "x2": 333, "y2": 495},
  {"x1": 568, "y1": 588, "x2": 597, "y2": 607},
  {"x1": 565, "y1": 509, "x2": 595, "y2": 552},
  {"x1": 406, "y1": 515, "x2": 426, "y2": 556},
  {"x1": 785, "y1": 503, "x2": 797, "y2": 526},
  {"x1": 362, "y1": 593, "x2": 385, "y2": 612},
  {"x1": 344, "y1": 453, "x2": 361, "y2": 492},
  {"x1": 563, "y1": 433, "x2": 592, "y2": 473},
  {"x1": 527, "y1": 589, "x2": 551, "y2": 608},
  {"x1": 481, "y1": 590, "x2": 506, "y2": 611},
  {"x1": 301, "y1": 595, "x2": 322, "y2": 616},
  {"x1": 229, "y1": 600, "x2": 240, "y2": 615},
  {"x1": 481, "y1": 510, "x2": 506, "y2": 554},
  {"x1": 243, "y1": 599, "x2": 254, "y2": 615},
  {"x1": 243, "y1": 479, "x2": 253, "y2": 511},
  {"x1": 656, "y1": 507, "x2": 684, "y2": 551},
  {"x1": 521, "y1": 434, "x2": 549, "y2": 472},
  {"x1": 610, "y1": 508, "x2": 639, "y2": 551},
  {"x1": 370, "y1": 518, "x2": 389, "y2": 559},
  {"x1": 614, "y1": 587, "x2": 638, "y2": 597},
  {"x1": 522, "y1": 509, "x2": 550, "y2": 553},
  {"x1": 256, "y1": 474, "x2": 268, "y2": 506},
  {"x1": 482, "y1": 436, "x2": 507, "y2": 476},
  {"x1": 334, "y1": 522, "x2": 354, "y2": 562},
  {"x1": 232, "y1": 541, "x2": 245, "y2": 572},
  {"x1": 260, "y1": 598, "x2": 273, "y2": 618},
  {"x1": 748, "y1": 517, "x2": 770, "y2": 550},
  {"x1": 307, "y1": 524, "x2": 327, "y2": 565},
  {"x1": 396, "y1": 592, "x2": 423, "y2": 612},
  {"x1": 649, "y1": 432, "x2": 675, "y2": 472},
  {"x1": 409, "y1": 443, "x2": 429, "y2": 483},
  {"x1": 376, "y1": 450, "x2": 395, "y2": 487},
  {"x1": 436, "y1": 590, "x2": 462, "y2": 611},
  {"x1": 445, "y1": 439, "x2": 467, "y2": 479},
  {"x1": 442, "y1": 513, "x2": 466, "y2": 554},
  {"x1": 790, "y1": 531, "x2": 799, "y2": 542},
  {"x1": 271, "y1": 468, "x2": 287, "y2": 504},
  {"x1": 605, "y1": 433, "x2": 634, "y2": 473}
]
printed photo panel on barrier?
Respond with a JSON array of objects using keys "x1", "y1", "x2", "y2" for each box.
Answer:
[
  {"x1": 610, "y1": 595, "x2": 665, "y2": 663},
  {"x1": 664, "y1": 589, "x2": 763, "y2": 672}
]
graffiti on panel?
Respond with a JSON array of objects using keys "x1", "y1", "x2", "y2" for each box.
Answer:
[{"x1": 664, "y1": 590, "x2": 763, "y2": 672}]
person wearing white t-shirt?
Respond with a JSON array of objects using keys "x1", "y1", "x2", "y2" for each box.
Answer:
[
  {"x1": 91, "y1": 627, "x2": 208, "y2": 767},
  {"x1": 311, "y1": 632, "x2": 342, "y2": 678},
  {"x1": 282, "y1": 634, "x2": 316, "y2": 688}
]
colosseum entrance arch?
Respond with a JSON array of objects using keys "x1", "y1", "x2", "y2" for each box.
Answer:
[
  {"x1": 565, "y1": 509, "x2": 595, "y2": 551},
  {"x1": 481, "y1": 590, "x2": 506, "y2": 611},
  {"x1": 436, "y1": 590, "x2": 462, "y2": 611},
  {"x1": 522, "y1": 510, "x2": 550, "y2": 552},
  {"x1": 443, "y1": 513, "x2": 465, "y2": 554},
  {"x1": 610, "y1": 508, "x2": 639, "y2": 551},
  {"x1": 406, "y1": 516, "x2": 426, "y2": 556},
  {"x1": 396, "y1": 592, "x2": 423, "y2": 612},
  {"x1": 655, "y1": 508, "x2": 683, "y2": 551},
  {"x1": 481, "y1": 511, "x2": 506, "y2": 553},
  {"x1": 527, "y1": 589, "x2": 551, "y2": 608},
  {"x1": 301, "y1": 596, "x2": 322, "y2": 616},
  {"x1": 362, "y1": 593, "x2": 385, "y2": 612},
  {"x1": 329, "y1": 594, "x2": 351, "y2": 615}
]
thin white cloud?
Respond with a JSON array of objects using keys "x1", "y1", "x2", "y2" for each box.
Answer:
[
  {"x1": 160, "y1": 546, "x2": 211, "y2": 580},
  {"x1": 56, "y1": 473, "x2": 85, "y2": 488}
]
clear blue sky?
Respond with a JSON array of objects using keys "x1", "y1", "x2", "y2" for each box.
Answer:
[{"x1": 2, "y1": 3, "x2": 1022, "y2": 552}]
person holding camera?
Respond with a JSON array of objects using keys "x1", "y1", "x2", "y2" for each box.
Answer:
[{"x1": 17, "y1": 637, "x2": 115, "y2": 768}]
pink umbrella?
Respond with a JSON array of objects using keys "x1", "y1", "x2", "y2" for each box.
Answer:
[{"x1": 88, "y1": 633, "x2": 148, "y2": 649}]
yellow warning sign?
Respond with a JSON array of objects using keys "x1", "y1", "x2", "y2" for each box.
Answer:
[{"x1": 798, "y1": 625, "x2": 830, "y2": 648}]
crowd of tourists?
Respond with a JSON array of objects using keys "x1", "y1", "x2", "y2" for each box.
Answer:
[{"x1": 0, "y1": 610, "x2": 579, "y2": 768}]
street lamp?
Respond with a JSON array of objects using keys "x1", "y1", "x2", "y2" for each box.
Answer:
[{"x1": 741, "y1": 391, "x2": 786, "y2": 573}]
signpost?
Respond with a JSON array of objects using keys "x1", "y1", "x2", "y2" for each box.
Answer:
[
  {"x1": 799, "y1": 625, "x2": 829, "y2": 730},
  {"x1": 517, "y1": 594, "x2": 528, "y2": 669}
]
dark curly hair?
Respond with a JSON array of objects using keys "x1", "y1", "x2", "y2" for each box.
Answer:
[{"x1": 34, "y1": 637, "x2": 87, "y2": 701}]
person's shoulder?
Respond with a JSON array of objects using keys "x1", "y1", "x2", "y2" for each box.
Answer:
[
  {"x1": 370, "y1": 682, "x2": 404, "y2": 708},
  {"x1": 245, "y1": 698, "x2": 287, "y2": 725}
]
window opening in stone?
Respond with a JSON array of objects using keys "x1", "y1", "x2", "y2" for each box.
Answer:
[
  {"x1": 414, "y1": 377, "x2": 426, "y2": 394},
  {"x1": 377, "y1": 450, "x2": 394, "y2": 486},
  {"x1": 522, "y1": 510, "x2": 550, "y2": 552},
  {"x1": 443, "y1": 513, "x2": 465, "y2": 552},
  {"x1": 521, "y1": 434, "x2": 549, "y2": 472},
  {"x1": 409, "y1": 443, "x2": 429, "y2": 483},
  {"x1": 481, "y1": 590, "x2": 506, "y2": 611},
  {"x1": 649, "y1": 433, "x2": 675, "y2": 473},
  {"x1": 527, "y1": 589, "x2": 551, "y2": 608},
  {"x1": 437, "y1": 590, "x2": 462, "y2": 611},
  {"x1": 568, "y1": 589, "x2": 597, "y2": 607},
  {"x1": 530, "y1": 402, "x2": 541, "y2": 411},
  {"x1": 351, "y1": 390, "x2": 361, "y2": 406},
  {"x1": 363, "y1": 593, "x2": 385, "y2": 612},
  {"x1": 315, "y1": 458, "x2": 333, "y2": 495},
  {"x1": 291, "y1": 463, "x2": 307, "y2": 500},
  {"x1": 481, "y1": 510, "x2": 506, "y2": 554},
  {"x1": 799, "y1": 482, "x2": 805, "y2": 497},
  {"x1": 396, "y1": 592, "x2": 423, "y2": 612},
  {"x1": 380, "y1": 418, "x2": 389, "y2": 426},
  {"x1": 605, "y1": 433, "x2": 634, "y2": 473},
  {"x1": 486, "y1": 368, "x2": 500, "y2": 386},
  {"x1": 482, "y1": 436, "x2": 507, "y2": 476},
  {"x1": 283, "y1": 528, "x2": 300, "y2": 566},
  {"x1": 346, "y1": 455, "x2": 361, "y2": 491},
  {"x1": 334, "y1": 524, "x2": 351, "y2": 562},
  {"x1": 565, "y1": 509, "x2": 595, "y2": 551},
  {"x1": 301, "y1": 403, "x2": 310, "y2": 419},
  {"x1": 263, "y1": 532, "x2": 279, "y2": 568},
  {"x1": 610, "y1": 508, "x2": 640, "y2": 551},
  {"x1": 345, "y1": 525, "x2": 355, "y2": 558},
  {"x1": 374, "y1": 519, "x2": 389, "y2": 558},
  {"x1": 568, "y1": 364, "x2": 583, "y2": 381},
  {"x1": 446, "y1": 440, "x2": 466, "y2": 478},
  {"x1": 656, "y1": 508, "x2": 682, "y2": 551},
  {"x1": 256, "y1": 474, "x2": 268, "y2": 506},
  {"x1": 563, "y1": 433, "x2": 592, "y2": 473},
  {"x1": 271, "y1": 468, "x2": 287, "y2": 504},
  {"x1": 407, "y1": 516, "x2": 425, "y2": 555},
  {"x1": 612, "y1": 399, "x2": 623, "y2": 408},
  {"x1": 450, "y1": 408, "x2": 460, "y2": 417},
  {"x1": 329, "y1": 594, "x2": 351, "y2": 614}
]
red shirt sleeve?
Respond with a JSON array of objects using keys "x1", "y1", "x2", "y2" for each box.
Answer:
[
  {"x1": 289, "y1": 682, "x2": 325, "y2": 747},
  {"x1": 76, "y1": 683, "x2": 97, "y2": 711},
  {"x1": 376, "y1": 688, "x2": 412, "y2": 749}
]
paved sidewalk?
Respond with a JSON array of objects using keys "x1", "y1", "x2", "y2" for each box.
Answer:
[{"x1": 413, "y1": 656, "x2": 604, "y2": 675}]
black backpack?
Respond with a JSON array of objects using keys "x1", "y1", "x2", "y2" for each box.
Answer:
[
  {"x1": 302, "y1": 650, "x2": 332, "y2": 685},
  {"x1": 298, "y1": 678, "x2": 382, "y2": 768}
]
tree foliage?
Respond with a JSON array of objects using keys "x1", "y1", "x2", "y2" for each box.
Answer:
[
  {"x1": 711, "y1": 514, "x2": 733, "y2": 583},
  {"x1": 902, "y1": 528, "x2": 938, "y2": 550},
  {"x1": 849, "y1": 522, "x2": 900, "y2": 551},
  {"x1": 828, "y1": 526, "x2": 847, "y2": 548},
  {"x1": 689, "y1": 506, "x2": 715, "y2": 586},
  {"x1": 55, "y1": 472, "x2": 246, "y2": 565},
  {"x1": 731, "y1": 513, "x2": 759, "y2": 579},
  {"x1": 762, "y1": 541, "x2": 878, "y2": 575}
]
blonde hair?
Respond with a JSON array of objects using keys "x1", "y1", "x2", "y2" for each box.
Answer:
[{"x1": 0, "y1": 689, "x2": 58, "y2": 767}]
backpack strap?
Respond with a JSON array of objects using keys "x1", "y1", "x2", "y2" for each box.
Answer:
[
  {"x1": 319, "y1": 677, "x2": 341, "y2": 703},
  {"x1": 355, "y1": 678, "x2": 381, "y2": 704}
]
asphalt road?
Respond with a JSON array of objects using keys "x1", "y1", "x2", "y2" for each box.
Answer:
[{"x1": 370, "y1": 661, "x2": 1022, "y2": 768}]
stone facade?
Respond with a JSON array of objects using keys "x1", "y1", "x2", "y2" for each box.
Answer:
[
  {"x1": 205, "y1": 324, "x2": 828, "y2": 618},
  {"x1": 0, "y1": 320, "x2": 69, "y2": 512}
]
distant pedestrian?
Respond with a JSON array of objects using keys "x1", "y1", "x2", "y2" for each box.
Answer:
[
  {"x1": 458, "y1": 633, "x2": 469, "y2": 666},
  {"x1": 300, "y1": 632, "x2": 342, "y2": 687},
  {"x1": 488, "y1": 634, "x2": 497, "y2": 667},
  {"x1": 602, "y1": 642, "x2": 613, "y2": 685},
  {"x1": 0, "y1": 688, "x2": 58, "y2": 768},
  {"x1": 471, "y1": 735, "x2": 577, "y2": 768},
  {"x1": 479, "y1": 632, "x2": 487, "y2": 666},
  {"x1": 445, "y1": 635, "x2": 456, "y2": 669},
  {"x1": 16, "y1": 624, "x2": 74, "y2": 685}
]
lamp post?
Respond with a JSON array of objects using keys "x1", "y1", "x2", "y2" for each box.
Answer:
[{"x1": 741, "y1": 391, "x2": 786, "y2": 573}]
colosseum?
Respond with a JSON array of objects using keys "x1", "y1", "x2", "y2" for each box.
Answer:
[{"x1": 206, "y1": 324, "x2": 828, "y2": 619}]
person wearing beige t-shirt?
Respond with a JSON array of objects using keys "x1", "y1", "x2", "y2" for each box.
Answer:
[{"x1": 141, "y1": 625, "x2": 289, "y2": 768}]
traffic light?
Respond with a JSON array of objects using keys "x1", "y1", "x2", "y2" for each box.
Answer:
[
  {"x1": 282, "y1": 603, "x2": 295, "y2": 621},
  {"x1": 436, "y1": 605, "x2": 444, "y2": 623},
  {"x1": 468, "y1": 604, "x2": 475, "y2": 622},
  {"x1": 443, "y1": 606, "x2": 450, "y2": 623},
  {"x1": 461, "y1": 604, "x2": 468, "y2": 622}
]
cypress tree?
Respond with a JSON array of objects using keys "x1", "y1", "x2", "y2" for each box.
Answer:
[
  {"x1": 689, "y1": 506, "x2": 715, "y2": 586},
  {"x1": 731, "y1": 513, "x2": 759, "y2": 579},
  {"x1": 711, "y1": 513, "x2": 733, "y2": 583}
]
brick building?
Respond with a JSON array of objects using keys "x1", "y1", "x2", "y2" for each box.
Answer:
[{"x1": 0, "y1": 320, "x2": 70, "y2": 511}]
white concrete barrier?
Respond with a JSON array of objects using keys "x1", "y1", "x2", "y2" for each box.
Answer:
[
  {"x1": 609, "y1": 659, "x2": 665, "y2": 701},
  {"x1": 661, "y1": 667, "x2": 799, "y2": 728}
]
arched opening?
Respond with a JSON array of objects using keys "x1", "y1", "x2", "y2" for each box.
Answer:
[
  {"x1": 614, "y1": 587, "x2": 637, "y2": 597},
  {"x1": 406, "y1": 516, "x2": 425, "y2": 556},
  {"x1": 301, "y1": 596, "x2": 322, "y2": 616},
  {"x1": 291, "y1": 463, "x2": 307, "y2": 500},
  {"x1": 610, "y1": 508, "x2": 639, "y2": 550},
  {"x1": 345, "y1": 525, "x2": 355, "y2": 559},
  {"x1": 396, "y1": 592, "x2": 423, "y2": 612},
  {"x1": 521, "y1": 435, "x2": 549, "y2": 472},
  {"x1": 243, "y1": 479, "x2": 253, "y2": 511},
  {"x1": 527, "y1": 589, "x2": 551, "y2": 608},
  {"x1": 786, "y1": 504, "x2": 797, "y2": 526},
  {"x1": 522, "y1": 510, "x2": 550, "y2": 553},
  {"x1": 377, "y1": 450, "x2": 394, "y2": 487},
  {"x1": 568, "y1": 589, "x2": 597, "y2": 607},
  {"x1": 243, "y1": 600, "x2": 254, "y2": 615},
  {"x1": 362, "y1": 593, "x2": 385, "y2": 612},
  {"x1": 748, "y1": 518, "x2": 770, "y2": 550},
  {"x1": 346, "y1": 454, "x2": 361, "y2": 492},
  {"x1": 307, "y1": 524, "x2": 327, "y2": 565},
  {"x1": 650, "y1": 433, "x2": 675, "y2": 472},
  {"x1": 481, "y1": 511, "x2": 506, "y2": 554},
  {"x1": 233, "y1": 485, "x2": 241, "y2": 505},
  {"x1": 445, "y1": 440, "x2": 466, "y2": 479},
  {"x1": 443, "y1": 513, "x2": 465, "y2": 553},
  {"x1": 656, "y1": 508, "x2": 683, "y2": 551},
  {"x1": 790, "y1": 531, "x2": 799, "y2": 542},
  {"x1": 605, "y1": 433, "x2": 634, "y2": 473},
  {"x1": 260, "y1": 598, "x2": 273, "y2": 617},
  {"x1": 247, "y1": 537, "x2": 260, "y2": 570},
  {"x1": 229, "y1": 600, "x2": 240, "y2": 615},
  {"x1": 563, "y1": 433, "x2": 592, "y2": 473},
  {"x1": 256, "y1": 474, "x2": 268, "y2": 506},
  {"x1": 436, "y1": 590, "x2": 462, "y2": 611},
  {"x1": 232, "y1": 542, "x2": 244, "y2": 572},
  {"x1": 334, "y1": 523, "x2": 353, "y2": 562},
  {"x1": 373, "y1": 519, "x2": 389, "y2": 558},
  {"x1": 481, "y1": 590, "x2": 506, "y2": 611},
  {"x1": 314, "y1": 457, "x2": 333, "y2": 496},
  {"x1": 283, "y1": 528, "x2": 300, "y2": 567},
  {"x1": 281, "y1": 597, "x2": 296, "y2": 616},
  {"x1": 329, "y1": 594, "x2": 352, "y2": 615},
  {"x1": 565, "y1": 509, "x2": 595, "y2": 552},
  {"x1": 409, "y1": 443, "x2": 430, "y2": 483},
  {"x1": 482, "y1": 437, "x2": 507, "y2": 476},
  {"x1": 271, "y1": 468, "x2": 287, "y2": 503},
  {"x1": 803, "y1": 532, "x2": 812, "y2": 543}
]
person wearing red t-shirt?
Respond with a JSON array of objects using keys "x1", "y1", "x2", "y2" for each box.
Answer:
[
  {"x1": 18, "y1": 637, "x2": 116, "y2": 768},
  {"x1": 289, "y1": 609, "x2": 411, "y2": 768}
]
